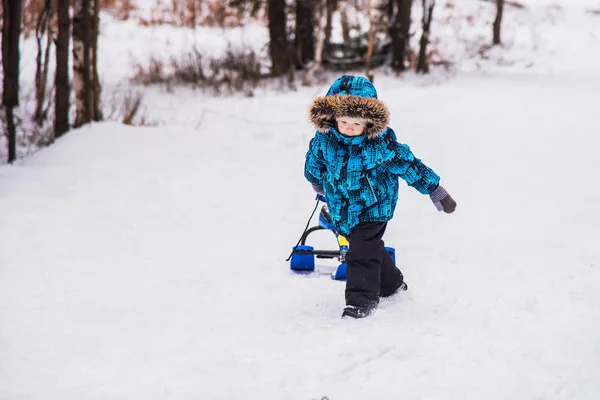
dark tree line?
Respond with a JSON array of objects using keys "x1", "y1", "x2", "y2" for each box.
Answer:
[
  {"x1": 55, "y1": 0, "x2": 70, "y2": 138},
  {"x1": 3, "y1": 0, "x2": 506, "y2": 162},
  {"x1": 267, "y1": 0, "x2": 290, "y2": 76},
  {"x1": 2, "y1": 0, "x2": 101, "y2": 163},
  {"x1": 295, "y1": 0, "x2": 315, "y2": 68},
  {"x1": 493, "y1": 0, "x2": 505, "y2": 45},
  {"x1": 264, "y1": 0, "x2": 506, "y2": 80},
  {"x1": 389, "y1": 0, "x2": 413, "y2": 72},
  {"x1": 266, "y1": 0, "x2": 419, "y2": 80},
  {"x1": 2, "y1": 0, "x2": 22, "y2": 163},
  {"x1": 417, "y1": 0, "x2": 435, "y2": 74}
]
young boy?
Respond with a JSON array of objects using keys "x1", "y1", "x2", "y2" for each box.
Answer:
[{"x1": 304, "y1": 75, "x2": 456, "y2": 319}]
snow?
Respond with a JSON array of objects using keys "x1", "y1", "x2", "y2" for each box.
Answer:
[{"x1": 2, "y1": 1, "x2": 600, "y2": 399}]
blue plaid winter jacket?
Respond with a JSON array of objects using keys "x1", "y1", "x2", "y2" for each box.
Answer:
[{"x1": 304, "y1": 75, "x2": 440, "y2": 236}]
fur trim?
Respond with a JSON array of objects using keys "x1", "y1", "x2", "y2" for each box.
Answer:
[{"x1": 308, "y1": 94, "x2": 389, "y2": 139}]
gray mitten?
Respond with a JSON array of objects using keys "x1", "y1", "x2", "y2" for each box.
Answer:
[
  {"x1": 312, "y1": 184, "x2": 324, "y2": 196},
  {"x1": 430, "y1": 185, "x2": 456, "y2": 214}
]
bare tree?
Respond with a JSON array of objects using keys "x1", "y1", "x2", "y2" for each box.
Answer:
[
  {"x1": 2, "y1": 0, "x2": 23, "y2": 163},
  {"x1": 365, "y1": 0, "x2": 375, "y2": 81},
  {"x1": 267, "y1": 0, "x2": 291, "y2": 76},
  {"x1": 303, "y1": 0, "x2": 328, "y2": 85},
  {"x1": 92, "y1": 0, "x2": 102, "y2": 120},
  {"x1": 416, "y1": 0, "x2": 434, "y2": 73},
  {"x1": 324, "y1": 0, "x2": 337, "y2": 47},
  {"x1": 389, "y1": 0, "x2": 413, "y2": 73},
  {"x1": 339, "y1": 2, "x2": 352, "y2": 43},
  {"x1": 73, "y1": 0, "x2": 91, "y2": 127},
  {"x1": 55, "y1": 0, "x2": 70, "y2": 138},
  {"x1": 295, "y1": 0, "x2": 315, "y2": 68},
  {"x1": 72, "y1": 0, "x2": 102, "y2": 127},
  {"x1": 34, "y1": 0, "x2": 56, "y2": 126},
  {"x1": 493, "y1": 0, "x2": 505, "y2": 45}
]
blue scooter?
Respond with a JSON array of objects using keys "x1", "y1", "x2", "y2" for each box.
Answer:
[{"x1": 287, "y1": 195, "x2": 396, "y2": 280}]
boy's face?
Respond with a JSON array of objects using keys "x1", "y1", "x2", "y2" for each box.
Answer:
[{"x1": 337, "y1": 117, "x2": 365, "y2": 137}]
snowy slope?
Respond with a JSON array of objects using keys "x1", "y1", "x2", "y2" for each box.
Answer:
[
  {"x1": 2, "y1": 71, "x2": 600, "y2": 399},
  {"x1": 2, "y1": 1, "x2": 600, "y2": 399}
]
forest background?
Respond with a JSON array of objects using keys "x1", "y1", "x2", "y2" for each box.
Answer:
[{"x1": 3, "y1": 0, "x2": 588, "y2": 163}]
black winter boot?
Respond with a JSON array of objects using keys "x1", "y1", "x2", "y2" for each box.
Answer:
[
  {"x1": 381, "y1": 281, "x2": 408, "y2": 297},
  {"x1": 379, "y1": 246, "x2": 405, "y2": 297},
  {"x1": 341, "y1": 304, "x2": 376, "y2": 319}
]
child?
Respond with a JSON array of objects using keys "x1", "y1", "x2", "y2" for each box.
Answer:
[{"x1": 304, "y1": 75, "x2": 456, "y2": 319}]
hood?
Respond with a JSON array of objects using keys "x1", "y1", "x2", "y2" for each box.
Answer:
[{"x1": 308, "y1": 75, "x2": 390, "y2": 139}]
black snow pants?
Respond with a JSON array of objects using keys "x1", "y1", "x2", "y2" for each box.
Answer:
[{"x1": 344, "y1": 222, "x2": 404, "y2": 308}]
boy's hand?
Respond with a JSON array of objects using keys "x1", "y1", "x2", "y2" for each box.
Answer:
[
  {"x1": 430, "y1": 186, "x2": 456, "y2": 213},
  {"x1": 312, "y1": 184, "x2": 325, "y2": 196}
]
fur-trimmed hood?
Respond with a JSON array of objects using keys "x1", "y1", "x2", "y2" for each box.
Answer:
[{"x1": 308, "y1": 75, "x2": 390, "y2": 139}]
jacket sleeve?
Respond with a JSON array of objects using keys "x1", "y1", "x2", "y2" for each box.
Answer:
[
  {"x1": 379, "y1": 130, "x2": 440, "y2": 195},
  {"x1": 304, "y1": 133, "x2": 326, "y2": 186}
]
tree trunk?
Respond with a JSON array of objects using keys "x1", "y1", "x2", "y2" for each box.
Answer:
[
  {"x1": 324, "y1": 0, "x2": 337, "y2": 47},
  {"x1": 365, "y1": 0, "x2": 375, "y2": 82},
  {"x1": 340, "y1": 3, "x2": 351, "y2": 43},
  {"x1": 82, "y1": 0, "x2": 92, "y2": 123},
  {"x1": 389, "y1": 0, "x2": 413, "y2": 73},
  {"x1": 267, "y1": 0, "x2": 290, "y2": 76},
  {"x1": 2, "y1": 0, "x2": 22, "y2": 163},
  {"x1": 294, "y1": 0, "x2": 315, "y2": 68},
  {"x1": 416, "y1": 0, "x2": 434, "y2": 74},
  {"x1": 303, "y1": 0, "x2": 328, "y2": 85},
  {"x1": 34, "y1": 0, "x2": 56, "y2": 126},
  {"x1": 72, "y1": 0, "x2": 89, "y2": 127},
  {"x1": 73, "y1": 0, "x2": 101, "y2": 127},
  {"x1": 55, "y1": 0, "x2": 70, "y2": 138},
  {"x1": 493, "y1": 0, "x2": 504, "y2": 45},
  {"x1": 92, "y1": 0, "x2": 102, "y2": 120}
]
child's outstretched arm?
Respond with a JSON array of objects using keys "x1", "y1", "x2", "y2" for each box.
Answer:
[
  {"x1": 380, "y1": 130, "x2": 456, "y2": 213},
  {"x1": 304, "y1": 134, "x2": 326, "y2": 194},
  {"x1": 384, "y1": 141, "x2": 440, "y2": 194}
]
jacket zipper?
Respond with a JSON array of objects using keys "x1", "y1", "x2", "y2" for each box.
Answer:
[{"x1": 367, "y1": 175, "x2": 379, "y2": 202}]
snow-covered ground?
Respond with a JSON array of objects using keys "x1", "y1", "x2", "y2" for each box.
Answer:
[{"x1": 2, "y1": 1, "x2": 600, "y2": 399}]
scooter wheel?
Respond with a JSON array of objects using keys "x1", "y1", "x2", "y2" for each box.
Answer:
[
  {"x1": 385, "y1": 246, "x2": 396, "y2": 264},
  {"x1": 290, "y1": 245, "x2": 315, "y2": 272},
  {"x1": 331, "y1": 263, "x2": 347, "y2": 280}
]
